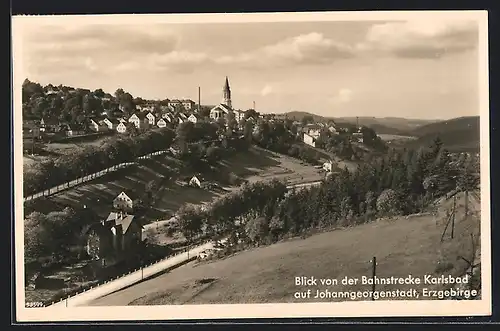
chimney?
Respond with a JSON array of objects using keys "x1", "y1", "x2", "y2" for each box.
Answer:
[
  {"x1": 198, "y1": 86, "x2": 201, "y2": 113},
  {"x1": 253, "y1": 101, "x2": 256, "y2": 111}
]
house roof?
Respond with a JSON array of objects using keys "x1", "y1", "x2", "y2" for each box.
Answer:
[
  {"x1": 210, "y1": 104, "x2": 231, "y2": 114},
  {"x1": 114, "y1": 190, "x2": 139, "y2": 201},
  {"x1": 105, "y1": 212, "x2": 141, "y2": 234}
]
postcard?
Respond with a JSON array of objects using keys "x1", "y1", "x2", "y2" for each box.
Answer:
[{"x1": 13, "y1": 10, "x2": 491, "y2": 322}]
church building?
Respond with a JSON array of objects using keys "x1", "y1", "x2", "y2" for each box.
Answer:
[{"x1": 210, "y1": 76, "x2": 233, "y2": 121}]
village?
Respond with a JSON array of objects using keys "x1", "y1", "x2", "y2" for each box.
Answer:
[{"x1": 23, "y1": 76, "x2": 382, "y2": 302}]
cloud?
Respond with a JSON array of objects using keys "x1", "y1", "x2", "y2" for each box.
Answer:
[
  {"x1": 150, "y1": 51, "x2": 210, "y2": 69},
  {"x1": 358, "y1": 20, "x2": 478, "y2": 59},
  {"x1": 330, "y1": 88, "x2": 353, "y2": 104},
  {"x1": 26, "y1": 24, "x2": 179, "y2": 56},
  {"x1": 260, "y1": 84, "x2": 274, "y2": 96},
  {"x1": 216, "y1": 32, "x2": 355, "y2": 68}
]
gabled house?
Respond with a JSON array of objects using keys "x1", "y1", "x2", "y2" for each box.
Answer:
[
  {"x1": 83, "y1": 211, "x2": 143, "y2": 259},
  {"x1": 179, "y1": 112, "x2": 188, "y2": 120},
  {"x1": 116, "y1": 122, "x2": 127, "y2": 133},
  {"x1": 145, "y1": 112, "x2": 156, "y2": 126},
  {"x1": 168, "y1": 99, "x2": 182, "y2": 109},
  {"x1": 178, "y1": 117, "x2": 185, "y2": 124},
  {"x1": 113, "y1": 191, "x2": 138, "y2": 212},
  {"x1": 162, "y1": 113, "x2": 173, "y2": 122},
  {"x1": 189, "y1": 175, "x2": 205, "y2": 188},
  {"x1": 39, "y1": 117, "x2": 59, "y2": 133},
  {"x1": 188, "y1": 114, "x2": 201, "y2": 124},
  {"x1": 233, "y1": 109, "x2": 246, "y2": 123},
  {"x1": 89, "y1": 119, "x2": 108, "y2": 132},
  {"x1": 303, "y1": 133, "x2": 316, "y2": 148},
  {"x1": 323, "y1": 160, "x2": 334, "y2": 172},
  {"x1": 102, "y1": 118, "x2": 115, "y2": 130},
  {"x1": 157, "y1": 118, "x2": 167, "y2": 128},
  {"x1": 128, "y1": 114, "x2": 141, "y2": 128},
  {"x1": 210, "y1": 104, "x2": 231, "y2": 121}
]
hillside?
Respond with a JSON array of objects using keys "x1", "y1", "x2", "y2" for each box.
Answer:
[
  {"x1": 89, "y1": 191, "x2": 480, "y2": 306},
  {"x1": 405, "y1": 116, "x2": 480, "y2": 153}
]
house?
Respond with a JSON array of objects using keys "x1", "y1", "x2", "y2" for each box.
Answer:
[
  {"x1": 323, "y1": 160, "x2": 334, "y2": 172},
  {"x1": 162, "y1": 113, "x2": 173, "y2": 122},
  {"x1": 39, "y1": 117, "x2": 59, "y2": 133},
  {"x1": 182, "y1": 99, "x2": 196, "y2": 111},
  {"x1": 83, "y1": 212, "x2": 143, "y2": 259},
  {"x1": 89, "y1": 119, "x2": 108, "y2": 132},
  {"x1": 328, "y1": 126, "x2": 339, "y2": 135},
  {"x1": 157, "y1": 118, "x2": 167, "y2": 128},
  {"x1": 102, "y1": 118, "x2": 116, "y2": 130},
  {"x1": 113, "y1": 191, "x2": 137, "y2": 212},
  {"x1": 233, "y1": 109, "x2": 246, "y2": 123},
  {"x1": 178, "y1": 117, "x2": 184, "y2": 124},
  {"x1": 210, "y1": 103, "x2": 232, "y2": 121},
  {"x1": 179, "y1": 112, "x2": 188, "y2": 120},
  {"x1": 352, "y1": 132, "x2": 363, "y2": 143},
  {"x1": 168, "y1": 99, "x2": 182, "y2": 109},
  {"x1": 188, "y1": 114, "x2": 201, "y2": 124},
  {"x1": 303, "y1": 133, "x2": 316, "y2": 147},
  {"x1": 189, "y1": 175, "x2": 204, "y2": 188},
  {"x1": 128, "y1": 114, "x2": 141, "y2": 128},
  {"x1": 65, "y1": 125, "x2": 85, "y2": 137},
  {"x1": 115, "y1": 122, "x2": 126, "y2": 133},
  {"x1": 145, "y1": 112, "x2": 156, "y2": 126}
]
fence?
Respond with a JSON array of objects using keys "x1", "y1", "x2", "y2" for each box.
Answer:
[
  {"x1": 23, "y1": 150, "x2": 169, "y2": 202},
  {"x1": 45, "y1": 237, "x2": 217, "y2": 308}
]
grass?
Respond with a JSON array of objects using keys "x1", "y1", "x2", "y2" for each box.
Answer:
[
  {"x1": 87, "y1": 191, "x2": 481, "y2": 306},
  {"x1": 24, "y1": 146, "x2": 323, "y2": 224}
]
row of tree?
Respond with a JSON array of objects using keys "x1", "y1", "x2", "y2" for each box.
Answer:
[
  {"x1": 175, "y1": 138, "x2": 480, "y2": 247},
  {"x1": 23, "y1": 128, "x2": 176, "y2": 196}
]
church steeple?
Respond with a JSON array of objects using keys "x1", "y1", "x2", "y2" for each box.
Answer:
[{"x1": 222, "y1": 76, "x2": 232, "y2": 109}]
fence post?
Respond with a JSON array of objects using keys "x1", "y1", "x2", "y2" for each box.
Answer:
[{"x1": 371, "y1": 257, "x2": 377, "y2": 300}]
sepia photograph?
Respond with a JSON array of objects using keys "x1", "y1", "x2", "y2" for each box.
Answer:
[{"x1": 13, "y1": 10, "x2": 490, "y2": 322}]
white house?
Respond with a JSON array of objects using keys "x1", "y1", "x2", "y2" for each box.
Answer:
[
  {"x1": 113, "y1": 191, "x2": 135, "y2": 211},
  {"x1": 352, "y1": 132, "x2": 363, "y2": 143},
  {"x1": 189, "y1": 175, "x2": 203, "y2": 188},
  {"x1": 116, "y1": 122, "x2": 127, "y2": 133},
  {"x1": 89, "y1": 119, "x2": 107, "y2": 132},
  {"x1": 210, "y1": 104, "x2": 231, "y2": 121},
  {"x1": 182, "y1": 99, "x2": 196, "y2": 111},
  {"x1": 157, "y1": 118, "x2": 167, "y2": 128},
  {"x1": 179, "y1": 112, "x2": 188, "y2": 120},
  {"x1": 234, "y1": 109, "x2": 246, "y2": 123},
  {"x1": 103, "y1": 118, "x2": 114, "y2": 130},
  {"x1": 145, "y1": 112, "x2": 156, "y2": 125},
  {"x1": 162, "y1": 114, "x2": 172, "y2": 122},
  {"x1": 323, "y1": 160, "x2": 334, "y2": 172},
  {"x1": 328, "y1": 126, "x2": 339, "y2": 135},
  {"x1": 303, "y1": 133, "x2": 316, "y2": 147},
  {"x1": 128, "y1": 114, "x2": 141, "y2": 128},
  {"x1": 178, "y1": 117, "x2": 184, "y2": 124},
  {"x1": 188, "y1": 114, "x2": 200, "y2": 124},
  {"x1": 168, "y1": 99, "x2": 182, "y2": 108}
]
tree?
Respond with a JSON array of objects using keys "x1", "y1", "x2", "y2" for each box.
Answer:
[
  {"x1": 177, "y1": 205, "x2": 204, "y2": 242},
  {"x1": 301, "y1": 115, "x2": 314, "y2": 126},
  {"x1": 376, "y1": 189, "x2": 399, "y2": 216},
  {"x1": 245, "y1": 216, "x2": 269, "y2": 244}
]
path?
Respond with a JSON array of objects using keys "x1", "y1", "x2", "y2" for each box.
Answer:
[{"x1": 47, "y1": 240, "x2": 216, "y2": 308}]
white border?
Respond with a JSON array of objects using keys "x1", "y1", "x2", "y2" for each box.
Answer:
[{"x1": 13, "y1": 10, "x2": 491, "y2": 322}]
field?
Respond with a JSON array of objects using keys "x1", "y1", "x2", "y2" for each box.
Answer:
[
  {"x1": 23, "y1": 135, "x2": 112, "y2": 170},
  {"x1": 24, "y1": 146, "x2": 323, "y2": 224},
  {"x1": 88, "y1": 191, "x2": 481, "y2": 306}
]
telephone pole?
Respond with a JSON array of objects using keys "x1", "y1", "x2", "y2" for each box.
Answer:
[{"x1": 198, "y1": 86, "x2": 201, "y2": 113}]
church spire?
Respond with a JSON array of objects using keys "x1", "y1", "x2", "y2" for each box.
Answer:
[{"x1": 222, "y1": 76, "x2": 232, "y2": 108}]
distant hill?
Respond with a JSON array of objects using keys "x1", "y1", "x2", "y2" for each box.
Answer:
[
  {"x1": 282, "y1": 112, "x2": 439, "y2": 133},
  {"x1": 405, "y1": 116, "x2": 480, "y2": 153},
  {"x1": 283, "y1": 111, "x2": 330, "y2": 123},
  {"x1": 334, "y1": 117, "x2": 439, "y2": 133}
]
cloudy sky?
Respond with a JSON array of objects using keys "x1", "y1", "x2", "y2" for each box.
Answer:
[{"x1": 16, "y1": 15, "x2": 482, "y2": 119}]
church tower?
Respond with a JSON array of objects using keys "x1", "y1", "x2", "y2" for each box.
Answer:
[{"x1": 222, "y1": 76, "x2": 232, "y2": 109}]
